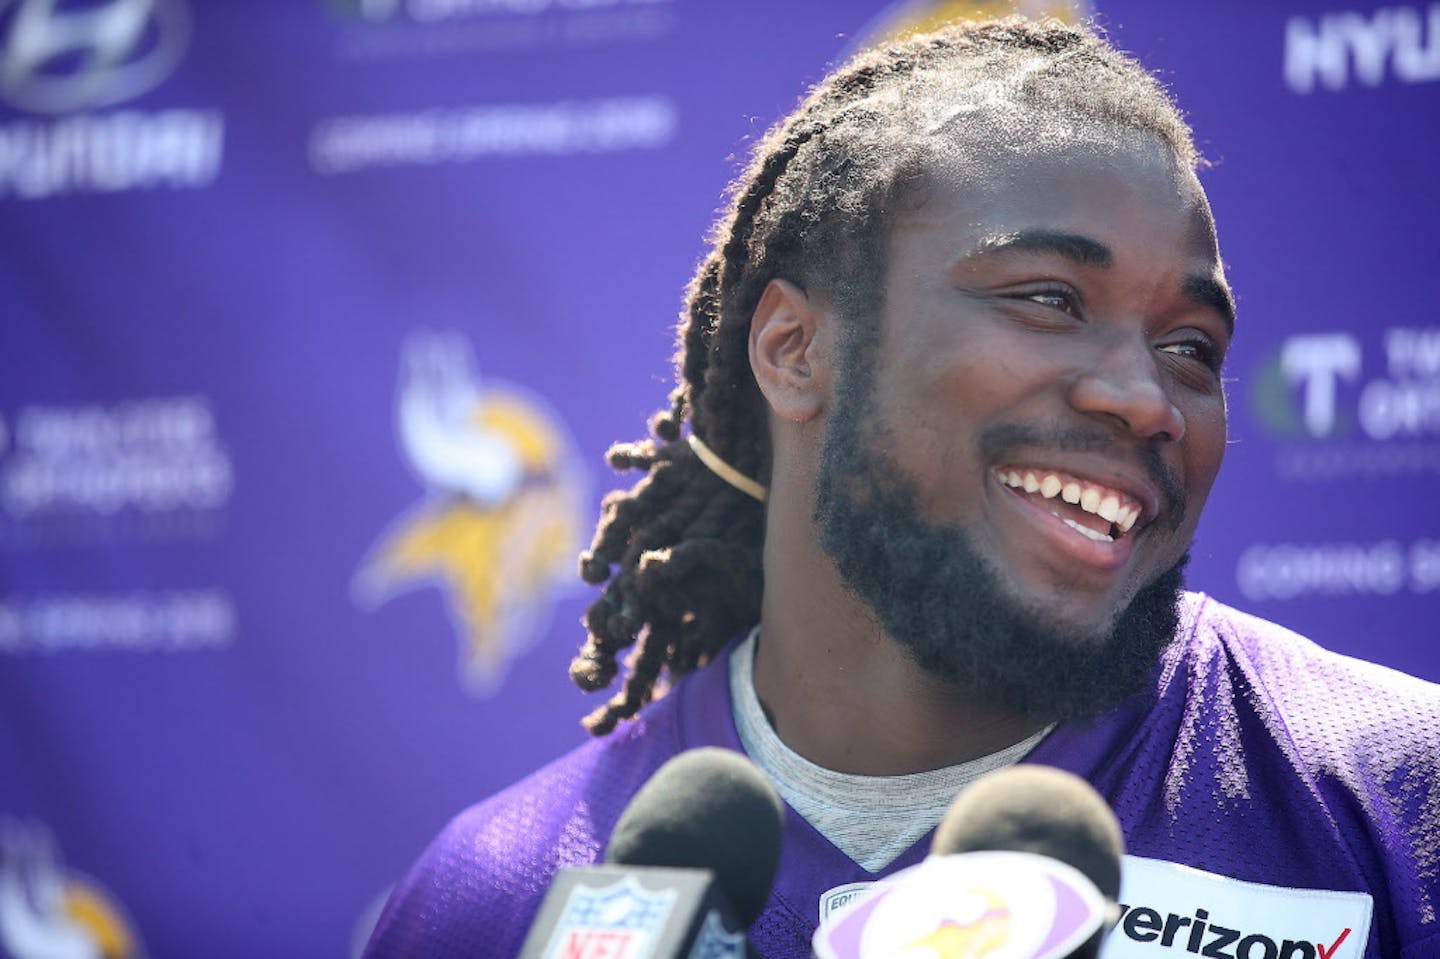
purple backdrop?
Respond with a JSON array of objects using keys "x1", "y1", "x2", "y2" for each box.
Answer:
[{"x1": 0, "y1": 1, "x2": 1436, "y2": 955}]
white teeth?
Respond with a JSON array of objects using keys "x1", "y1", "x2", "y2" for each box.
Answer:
[
  {"x1": 1098, "y1": 495, "x2": 1120, "y2": 523},
  {"x1": 1061, "y1": 516, "x2": 1114, "y2": 543},
  {"x1": 1000, "y1": 468, "x2": 1142, "y2": 535}
]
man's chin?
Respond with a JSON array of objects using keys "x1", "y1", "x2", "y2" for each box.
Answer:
[
  {"x1": 991, "y1": 586, "x2": 1138, "y2": 652},
  {"x1": 898, "y1": 557, "x2": 1189, "y2": 721}
]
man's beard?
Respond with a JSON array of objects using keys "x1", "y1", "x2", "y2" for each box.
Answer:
[{"x1": 813, "y1": 369, "x2": 1186, "y2": 721}]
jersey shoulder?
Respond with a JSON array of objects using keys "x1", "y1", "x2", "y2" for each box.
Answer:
[
  {"x1": 1167, "y1": 596, "x2": 1440, "y2": 952},
  {"x1": 1184, "y1": 593, "x2": 1440, "y2": 761},
  {"x1": 362, "y1": 693, "x2": 687, "y2": 958}
]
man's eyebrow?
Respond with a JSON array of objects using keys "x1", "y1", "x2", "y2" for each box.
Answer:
[
  {"x1": 969, "y1": 229, "x2": 1113, "y2": 268},
  {"x1": 1183, "y1": 274, "x2": 1235, "y2": 334},
  {"x1": 969, "y1": 228, "x2": 1236, "y2": 334}
]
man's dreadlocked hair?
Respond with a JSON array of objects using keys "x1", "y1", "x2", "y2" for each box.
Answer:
[{"x1": 569, "y1": 16, "x2": 1200, "y2": 734}]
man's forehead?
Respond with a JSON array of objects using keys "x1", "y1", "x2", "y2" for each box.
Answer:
[
  {"x1": 920, "y1": 109, "x2": 1178, "y2": 174},
  {"x1": 894, "y1": 134, "x2": 1219, "y2": 258}
]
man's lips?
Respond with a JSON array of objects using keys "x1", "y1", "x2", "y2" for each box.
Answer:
[
  {"x1": 993, "y1": 464, "x2": 1160, "y2": 537},
  {"x1": 977, "y1": 424, "x2": 1184, "y2": 533},
  {"x1": 986, "y1": 460, "x2": 1169, "y2": 575},
  {"x1": 992, "y1": 472, "x2": 1138, "y2": 572}
]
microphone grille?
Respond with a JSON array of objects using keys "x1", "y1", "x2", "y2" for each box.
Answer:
[
  {"x1": 605, "y1": 748, "x2": 784, "y2": 927},
  {"x1": 932, "y1": 765, "x2": 1124, "y2": 900}
]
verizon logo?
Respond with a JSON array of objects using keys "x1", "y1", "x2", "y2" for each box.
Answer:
[{"x1": 1114, "y1": 904, "x2": 1353, "y2": 959}]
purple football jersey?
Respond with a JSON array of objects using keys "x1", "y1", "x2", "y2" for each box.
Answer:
[{"x1": 363, "y1": 594, "x2": 1440, "y2": 958}]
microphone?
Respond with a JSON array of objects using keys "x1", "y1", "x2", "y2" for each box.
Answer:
[
  {"x1": 932, "y1": 764, "x2": 1123, "y2": 900},
  {"x1": 814, "y1": 765, "x2": 1124, "y2": 959},
  {"x1": 518, "y1": 747, "x2": 784, "y2": 959}
]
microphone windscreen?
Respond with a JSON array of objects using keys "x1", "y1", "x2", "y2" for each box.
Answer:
[
  {"x1": 605, "y1": 747, "x2": 784, "y2": 927},
  {"x1": 931, "y1": 765, "x2": 1123, "y2": 900}
]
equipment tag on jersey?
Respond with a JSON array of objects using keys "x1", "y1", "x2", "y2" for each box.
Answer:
[
  {"x1": 819, "y1": 883, "x2": 877, "y2": 923},
  {"x1": 1103, "y1": 856, "x2": 1372, "y2": 959}
]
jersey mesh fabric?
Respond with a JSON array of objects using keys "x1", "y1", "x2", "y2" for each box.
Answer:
[
  {"x1": 362, "y1": 594, "x2": 1440, "y2": 959},
  {"x1": 1091, "y1": 604, "x2": 1440, "y2": 956}
]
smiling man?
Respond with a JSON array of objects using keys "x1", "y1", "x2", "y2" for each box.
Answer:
[{"x1": 365, "y1": 18, "x2": 1440, "y2": 959}]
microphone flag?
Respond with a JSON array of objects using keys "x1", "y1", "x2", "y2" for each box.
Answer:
[
  {"x1": 812, "y1": 850, "x2": 1110, "y2": 959},
  {"x1": 520, "y1": 865, "x2": 746, "y2": 959}
]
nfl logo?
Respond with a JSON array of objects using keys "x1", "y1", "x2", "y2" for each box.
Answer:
[
  {"x1": 546, "y1": 877, "x2": 678, "y2": 959},
  {"x1": 688, "y1": 911, "x2": 747, "y2": 959}
]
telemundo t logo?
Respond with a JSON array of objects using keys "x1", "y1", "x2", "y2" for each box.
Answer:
[{"x1": 1255, "y1": 328, "x2": 1440, "y2": 442}]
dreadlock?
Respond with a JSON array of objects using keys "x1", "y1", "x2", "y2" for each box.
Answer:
[{"x1": 569, "y1": 16, "x2": 1200, "y2": 733}]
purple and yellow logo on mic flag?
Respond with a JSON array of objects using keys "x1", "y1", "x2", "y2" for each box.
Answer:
[{"x1": 813, "y1": 851, "x2": 1108, "y2": 959}]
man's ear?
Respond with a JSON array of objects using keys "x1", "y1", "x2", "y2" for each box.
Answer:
[{"x1": 749, "y1": 278, "x2": 832, "y2": 423}]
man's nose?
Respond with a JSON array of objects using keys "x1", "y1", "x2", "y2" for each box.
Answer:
[{"x1": 1067, "y1": 337, "x2": 1186, "y2": 444}]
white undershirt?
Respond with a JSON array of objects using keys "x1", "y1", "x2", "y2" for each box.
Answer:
[{"x1": 729, "y1": 629, "x2": 1053, "y2": 872}]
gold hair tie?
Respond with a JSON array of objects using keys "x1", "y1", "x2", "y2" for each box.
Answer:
[{"x1": 687, "y1": 434, "x2": 768, "y2": 503}]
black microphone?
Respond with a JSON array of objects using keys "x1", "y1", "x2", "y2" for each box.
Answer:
[
  {"x1": 519, "y1": 748, "x2": 784, "y2": 959},
  {"x1": 932, "y1": 764, "x2": 1123, "y2": 900},
  {"x1": 814, "y1": 765, "x2": 1124, "y2": 959}
]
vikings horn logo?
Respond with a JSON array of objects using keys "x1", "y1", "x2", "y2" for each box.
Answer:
[
  {"x1": 0, "y1": 820, "x2": 143, "y2": 959},
  {"x1": 894, "y1": 890, "x2": 1011, "y2": 958},
  {"x1": 850, "y1": 0, "x2": 1089, "y2": 56},
  {"x1": 354, "y1": 332, "x2": 587, "y2": 694}
]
